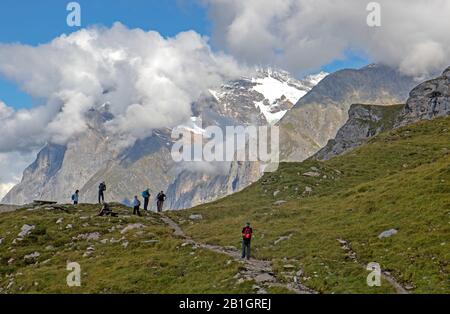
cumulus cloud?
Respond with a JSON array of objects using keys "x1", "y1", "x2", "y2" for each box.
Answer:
[
  {"x1": 204, "y1": 0, "x2": 450, "y2": 77},
  {"x1": 0, "y1": 22, "x2": 246, "y2": 153}
]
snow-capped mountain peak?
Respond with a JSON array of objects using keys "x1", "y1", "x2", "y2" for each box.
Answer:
[{"x1": 208, "y1": 68, "x2": 328, "y2": 125}]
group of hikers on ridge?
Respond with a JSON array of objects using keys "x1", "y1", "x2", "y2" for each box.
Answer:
[
  {"x1": 70, "y1": 182, "x2": 167, "y2": 215},
  {"x1": 71, "y1": 183, "x2": 253, "y2": 260}
]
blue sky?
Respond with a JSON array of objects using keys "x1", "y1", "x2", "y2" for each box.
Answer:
[{"x1": 0, "y1": 0, "x2": 368, "y2": 110}]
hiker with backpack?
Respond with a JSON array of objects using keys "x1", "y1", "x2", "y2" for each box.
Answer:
[
  {"x1": 241, "y1": 222, "x2": 253, "y2": 260},
  {"x1": 132, "y1": 195, "x2": 142, "y2": 216},
  {"x1": 141, "y1": 188, "x2": 151, "y2": 212},
  {"x1": 156, "y1": 191, "x2": 166, "y2": 213},
  {"x1": 98, "y1": 181, "x2": 106, "y2": 204},
  {"x1": 71, "y1": 190, "x2": 79, "y2": 205}
]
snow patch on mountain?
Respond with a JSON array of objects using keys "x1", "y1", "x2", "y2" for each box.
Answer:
[
  {"x1": 250, "y1": 69, "x2": 328, "y2": 124},
  {"x1": 251, "y1": 75, "x2": 306, "y2": 105}
]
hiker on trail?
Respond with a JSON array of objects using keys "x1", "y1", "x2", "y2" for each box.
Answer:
[
  {"x1": 98, "y1": 181, "x2": 106, "y2": 204},
  {"x1": 156, "y1": 191, "x2": 166, "y2": 213},
  {"x1": 241, "y1": 222, "x2": 253, "y2": 260},
  {"x1": 71, "y1": 190, "x2": 79, "y2": 205},
  {"x1": 141, "y1": 188, "x2": 151, "y2": 212},
  {"x1": 98, "y1": 202, "x2": 118, "y2": 217},
  {"x1": 132, "y1": 195, "x2": 142, "y2": 216}
]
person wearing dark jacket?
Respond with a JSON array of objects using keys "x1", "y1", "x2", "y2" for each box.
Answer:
[
  {"x1": 98, "y1": 182, "x2": 106, "y2": 204},
  {"x1": 98, "y1": 202, "x2": 118, "y2": 217},
  {"x1": 241, "y1": 222, "x2": 253, "y2": 260},
  {"x1": 156, "y1": 191, "x2": 166, "y2": 213},
  {"x1": 142, "y1": 189, "x2": 151, "y2": 211}
]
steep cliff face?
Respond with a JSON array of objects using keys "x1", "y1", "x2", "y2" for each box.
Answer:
[
  {"x1": 313, "y1": 104, "x2": 404, "y2": 160},
  {"x1": 166, "y1": 161, "x2": 261, "y2": 210},
  {"x1": 279, "y1": 64, "x2": 418, "y2": 162},
  {"x1": 2, "y1": 144, "x2": 66, "y2": 204},
  {"x1": 396, "y1": 66, "x2": 450, "y2": 126},
  {"x1": 3, "y1": 107, "x2": 118, "y2": 204}
]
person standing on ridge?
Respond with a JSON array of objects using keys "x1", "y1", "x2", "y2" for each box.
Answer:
[
  {"x1": 156, "y1": 191, "x2": 166, "y2": 213},
  {"x1": 241, "y1": 222, "x2": 253, "y2": 260},
  {"x1": 132, "y1": 195, "x2": 142, "y2": 216},
  {"x1": 98, "y1": 181, "x2": 106, "y2": 204},
  {"x1": 141, "y1": 188, "x2": 151, "y2": 212},
  {"x1": 71, "y1": 190, "x2": 79, "y2": 205}
]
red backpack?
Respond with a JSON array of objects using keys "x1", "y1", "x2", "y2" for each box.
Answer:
[{"x1": 243, "y1": 226, "x2": 253, "y2": 239}]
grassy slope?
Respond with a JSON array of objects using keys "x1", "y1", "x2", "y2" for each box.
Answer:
[
  {"x1": 0, "y1": 204, "x2": 255, "y2": 293},
  {"x1": 170, "y1": 116, "x2": 450, "y2": 294}
]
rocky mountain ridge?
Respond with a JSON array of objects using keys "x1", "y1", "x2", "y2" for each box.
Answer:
[{"x1": 314, "y1": 66, "x2": 450, "y2": 160}]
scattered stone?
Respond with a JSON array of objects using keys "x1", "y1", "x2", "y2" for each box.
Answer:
[
  {"x1": 274, "y1": 234, "x2": 293, "y2": 245},
  {"x1": 73, "y1": 232, "x2": 101, "y2": 241},
  {"x1": 0, "y1": 238, "x2": 4, "y2": 245},
  {"x1": 302, "y1": 172, "x2": 320, "y2": 177},
  {"x1": 283, "y1": 264, "x2": 296, "y2": 269},
  {"x1": 122, "y1": 241, "x2": 129, "y2": 248},
  {"x1": 24, "y1": 252, "x2": 40, "y2": 260},
  {"x1": 18, "y1": 224, "x2": 35, "y2": 238},
  {"x1": 273, "y1": 200, "x2": 287, "y2": 206},
  {"x1": 6, "y1": 281, "x2": 14, "y2": 289},
  {"x1": 254, "y1": 273, "x2": 276, "y2": 283},
  {"x1": 142, "y1": 240, "x2": 159, "y2": 244},
  {"x1": 120, "y1": 223, "x2": 146, "y2": 234},
  {"x1": 83, "y1": 251, "x2": 93, "y2": 258},
  {"x1": 45, "y1": 245, "x2": 54, "y2": 251},
  {"x1": 100, "y1": 239, "x2": 109, "y2": 244},
  {"x1": 65, "y1": 224, "x2": 73, "y2": 229},
  {"x1": 304, "y1": 186, "x2": 313, "y2": 193},
  {"x1": 337, "y1": 238, "x2": 347, "y2": 245},
  {"x1": 110, "y1": 237, "x2": 125, "y2": 243},
  {"x1": 273, "y1": 190, "x2": 280, "y2": 197},
  {"x1": 378, "y1": 229, "x2": 398, "y2": 239},
  {"x1": 8, "y1": 258, "x2": 15, "y2": 265},
  {"x1": 56, "y1": 218, "x2": 63, "y2": 224},
  {"x1": 189, "y1": 214, "x2": 203, "y2": 220}
]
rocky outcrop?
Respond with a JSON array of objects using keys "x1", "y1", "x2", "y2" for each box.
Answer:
[
  {"x1": 314, "y1": 104, "x2": 404, "y2": 160},
  {"x1": 396, "y1": 67, "x2": 450, "y2": 126},
  {"x1": 279, "y1": 64, "x2": 418, "y2": 162},
  {"x1": 314, "y1": 66, "x2": 450, "y2": 161}
]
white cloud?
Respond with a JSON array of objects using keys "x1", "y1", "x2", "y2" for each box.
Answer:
[
  {"x1": 0, "y1": 23, "x2": 246, "y2": 153},
  {"x1": 204, "y1": 0, "x2": 450, "y2": 77}
]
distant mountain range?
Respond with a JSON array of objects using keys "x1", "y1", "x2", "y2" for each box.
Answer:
[
  {"x1": 279, "y1": 64, "x2": 419, "y2": 161},
  {"x1": 2, "y1": 69, "x2": 326, "y2": 208},
  {"x1": 2, "y1": 64, "x2": 428, "y2": 209}
]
